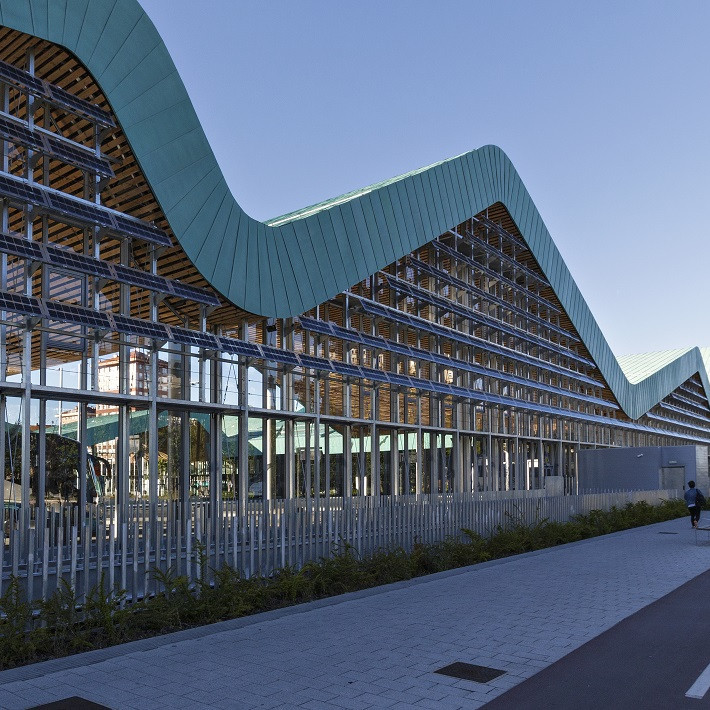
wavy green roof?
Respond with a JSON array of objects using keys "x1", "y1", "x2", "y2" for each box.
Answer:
[
  {"x1": 618, "y1": 349, "x2": 696, "y2": 385},
  {"x1": 1, "y1": 0, "x2": 709, "y2": 422}
]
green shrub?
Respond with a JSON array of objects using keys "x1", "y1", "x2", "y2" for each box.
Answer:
[{"x1": 0, "y1": 497, "x2": 689, "y2": 670}]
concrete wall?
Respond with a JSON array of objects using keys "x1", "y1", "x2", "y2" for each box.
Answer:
[{"x1": 578, "y1": 445, "x2": 709, "y2": 493}]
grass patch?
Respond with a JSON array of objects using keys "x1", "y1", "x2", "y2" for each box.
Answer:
[{"x1": 0, "y1": 498, "x2": 688, "y2": 669}]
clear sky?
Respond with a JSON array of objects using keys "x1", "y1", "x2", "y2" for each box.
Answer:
[{"x1": 139, "y1": 0, "x2": 710, "y2": 358}]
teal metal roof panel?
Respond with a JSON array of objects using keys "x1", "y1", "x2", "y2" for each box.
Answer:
[
  {"x1": 356, "y1": 196, "x2": 385, "y2": 267},
  {"x1": 350, "y1": 199, "x2": 381, "y2": 270},
  {"x1": 366, "y1": 192, "x2": 395, "y2": 261},
  {"x1": 46, "y1": 1, "x2": 67, "y2": 44},
  {"x1": 4, "y1": 0, "x2": 709, "y2": 422},
  {"x1": 411, "y1": 173, "x2": 433, "y2": 238},
  {"x1": 29, "y1": 0, "x2": 49, "y2": 39},
  {"x1": 289, "y1": 218, "x2": 322, "y2": 306}
]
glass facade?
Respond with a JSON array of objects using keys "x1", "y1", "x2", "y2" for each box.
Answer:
[{"x1": 0, "y1": 30, "x2": 708, "y2": 535}]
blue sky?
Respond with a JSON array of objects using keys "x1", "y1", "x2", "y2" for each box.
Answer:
[{"x1": 139, "y1": 0, "x2": 710, "y2": 357}]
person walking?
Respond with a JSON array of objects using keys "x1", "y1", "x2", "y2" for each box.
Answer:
[{"x1": 685, "y1": 480, "x2": 705, "y2": 529}]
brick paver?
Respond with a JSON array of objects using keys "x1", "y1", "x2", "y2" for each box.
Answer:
[{"x1": 0, "y1": 515, "x2": 708, "y2": 709}]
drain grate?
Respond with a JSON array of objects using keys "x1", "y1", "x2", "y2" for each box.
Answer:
[
  {"x1": 658, "y1": 531, "x2": 679, "y2": 535},
  {"x1": 29, "y1": 698, "x2": 111, "y2": 710},
  {"x1": 435, "y1": 661, "x2": 506, "y2": 683}
]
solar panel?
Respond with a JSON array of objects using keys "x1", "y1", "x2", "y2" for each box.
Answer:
[
  {"x1": 298, "y1": 354, "x2": 333, "y2": 371},
  {"x1": 409, "y1": 255, "x2": 575, "y2": 342},
  {"x1": 47, "y1": 244, "x2": 114, "y2": 279},
  {"x1": 298, "y1": 317, "x2": 333, "y2": 336},
  {"x1": 0, "y1": 290, "x2": 43, "y2": 317},
  {"x1": 0, "y1": 113, "x2": 35, "y2": 147},
  {"x1": 425, "y1": 350, "x2": 453, "y2": 368},
  {"x1": 0, "y1": 231, "x2": 190, "y2": 286},
  {"x1": 463, "y1": 229, "x2": 548, "y2": 290},
  {"x1": 0, "y1": 114, "x2": 114, "y2": 177},
  {"x1": 386, "y1": 275, "x2": 593, "y2": 368},
  {"x1": 42, "y1": 132, "x2": 114, "y2": 177},
  {"x1": 410, "y1": 255, "x2": 471, "y2": 293},
  {"x1": 260, "y1": 343, "x2": 300, "y2": 365},
  {"x1": 31, "y1": 181, "x2": 170, "y2": 248},
  {"x1": 45, "y1": 190, "x2": 111, "y2": 227},
  {"x1": 388, "y1": 373, "x2": 415, "y2": 388},
  {"x1": 288, "y1": 315, "x2": 606, "y2": 409},
  {"x1": 0, "y1": 59, "x2": 45, "y2": 94},
  {"x1": 334, "y1": 324, "x2": 385, "y2": 348},
  {"x1": 218, "y1": 337, "x2": 263, "y2": 358},
  {"x1": 658, "y1": 402, "x2": 710, "y2": 424},
  {"x1": 353, "y1": 298, "x2": 389, "y2": 319},
  {"x1": 471, "y1": 214, "x2": 528, "y2": 251},
  {"x1": 387, "y1": 341, "x2": 414, "y2": 358},
  {"x1": 170, "y1": 281, "x2": 220, "y2": 307},
  {"x1": 331, "y1": 361, "x2": 363, "y2": 378},
  {"x1": 112, "y1": 214, "x2": 171, "y2": 247},
  {"x1": 0, "y1": 172, "x2": 166, "y2": 248},
  {"x1": 0, "y1": 60, "x2": 115, "y2": 129},
  {"x1": 112, "y1": 314, "x2": 169, "y2": 340},
  {"x1": 299, "y1": 316, "x2": 388, "y2": 350},
  {"x1": 170, "y1": 326, "x2": 219, "y2": 350},
  {"x1": 0, "y1": 172, "x2": 46, "y2": 205},
  {"x1": 112, "y1": 264, "x2": 165, "y2": 291},
  {"x1": 0, "y1": 232, "x2": 44, "y2": 261},
  {"x1": 44, "y1": 300, "x2": 111, "y2": 330},
  {"x1": 354, "y1": 296, "x2": 600, "y2": 388},
  {"x1": 46, "y1": 83, "x2": 115, "y2": 128},
  {"x1": 433, "y1": 239, "x2": 562, "y2": 316},
  {"x1": 364, "y1": 369, "x2": 390, "y2": 384}
]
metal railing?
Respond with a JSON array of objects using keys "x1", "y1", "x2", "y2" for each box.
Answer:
[{"x1": 2, "y1": 489, "x2": 680, "y2": 604}]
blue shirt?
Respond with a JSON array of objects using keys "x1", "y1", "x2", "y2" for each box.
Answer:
[{"x1": 685, "y1": 488, "x2": 701, "y2": 507}]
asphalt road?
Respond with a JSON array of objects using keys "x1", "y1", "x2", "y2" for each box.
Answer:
[{"x1": 483, "y1": 567, "x2": 710, "y2": 709}]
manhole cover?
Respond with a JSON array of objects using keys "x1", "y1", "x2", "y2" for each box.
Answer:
[
  {"x1": 28, "y1": 698, "x2": 110, "y2": 710},
  {"x1": 658, "y1": 531, "x2": 679, "y2": 535},
  {"x1": 435, "y1": 661, "x2": 506, "y2": 683}
]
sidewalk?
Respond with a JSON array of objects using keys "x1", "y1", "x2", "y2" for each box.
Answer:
[{"x1": 0, "y1": 515, "x2": 707, "y2": 710}]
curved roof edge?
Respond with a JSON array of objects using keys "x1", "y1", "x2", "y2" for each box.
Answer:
[{"x1": 1, "y1": 0, "x2": 708, "y2": 422}]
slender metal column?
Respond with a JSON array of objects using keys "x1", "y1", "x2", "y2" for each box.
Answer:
[
  {"x1": 20, "y1": 50, "x2": 36, "y2": 545},
  {"x1": 210, "y1": 338, "x2": 222, "y2": 538},
  {"x1": 485, "y1": 433, "x2": 493, "y2": 491},
  {"x1": 324, "y1": 423, "x2": 330, "y2": 499},
  {"x1": 430, "y1": 432, "x2": 438, "y2": 496},
  {"x1": 462, "y1": 434, "x2": 472, "y2": 493},
  {"x1": 283, "y1": 320, "x2": 295, "y2": 500},
  {"x1": 415, "y1": 428, "x2": 422, "y2": 495},
  {"x1": 343, "y1": 424, "x2": 352, "y2": 498},
  {"x1": 0, "y1": 80, "x2": 7, "y2": 522},
  {"x1": 20, "y1": 329, "x2": 31, "y2": 542},
  {"x1": 117, "y1": 235, "x2": 131, "y2": 527},
  {"x1": 0, "y1": 397, "x2": 5, "y2": 522},
  {"x1": 284, "y1": 417, "x2": 294, "y2": 499},
  {"x1": 180, "y1": 402, "x2": 190, "y2": 521},
  {"x1": 453, "y1": 430, "x2": 462, "y2": 494},
  {"x1": 390, "y1": 428, "x2": 399, "y2": 496},
  {"x1": 314, "y1": 374, "x2": 321, "y2": 500},
  {"x1": 237, "y1": 323, "x2": 249, "y2": 517},
  {"x1": 303, "y1": 420, "x2": 311, "y2": 501},
  {"x1": 77, "y1": 224, "x2": 89, "y2": 521},
  {"x1": 148, "y1": 246, "x2": 159, "y2": 510},
  {"x1": 371, "y1": 390, "x2": 379, "y2": 498},
  {"x1": 209, "y1": 410, "x2": 220, "y2": 535}
]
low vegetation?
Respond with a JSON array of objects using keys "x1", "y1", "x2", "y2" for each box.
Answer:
[{"x1": 0, "y1": 498, "x2": 689, "y2": 669}]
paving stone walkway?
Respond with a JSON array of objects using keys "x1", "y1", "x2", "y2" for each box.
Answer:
[{"x1": 0, "y1": 515, "x2": 708, "y2": 709}]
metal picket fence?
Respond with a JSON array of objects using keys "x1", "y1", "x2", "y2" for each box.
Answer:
[{"x1": 2, "y1": 488, "x2": 680, "y2": 604}]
